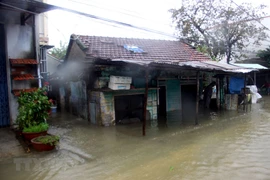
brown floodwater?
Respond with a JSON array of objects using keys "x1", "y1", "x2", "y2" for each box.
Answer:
[{"x1": 1, "y1": 97, "x2": 270, "y2": 180}]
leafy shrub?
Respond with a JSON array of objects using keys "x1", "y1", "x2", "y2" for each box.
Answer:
[
  {"x1": 23, "y1": 122, "x2": 49, "y2": 133},
  {"x1": 16, "y1": 87, "x2": 52, "y2": 130},
  {"x1": 33, "y1": 135, "x2": 60, "y2": 146}
]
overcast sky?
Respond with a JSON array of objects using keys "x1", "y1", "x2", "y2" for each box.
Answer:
[
  {"x1": 46, "y1": 0, "x2": 270, "y2": 48},
  {"x1": 46, "y1": 0, "x2": 180, "y2": 46}
]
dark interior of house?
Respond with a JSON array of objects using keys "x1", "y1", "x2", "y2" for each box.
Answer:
[
  {"x1": 181, "y1": 85, "x2": 197, "y2": 124},
  {"x1": 114, "y1": 94, "x2": 144, "y2": 124}
]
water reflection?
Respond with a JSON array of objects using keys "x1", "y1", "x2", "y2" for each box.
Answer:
[{"x1": 1, "y1": 97, "x2": 270, "y2": 179}]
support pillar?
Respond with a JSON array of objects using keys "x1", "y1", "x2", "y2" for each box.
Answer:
[
  {"x1": 143, "y1": 67, "x2": 149, "y2": 136},
  {"x1": 195, "y1": 71, "x2": 200, "y2": 125}
]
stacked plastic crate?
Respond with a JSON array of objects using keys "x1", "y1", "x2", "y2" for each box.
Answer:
[{"x1": 109, "y1": 75, "x2": 132, "y2": 90}]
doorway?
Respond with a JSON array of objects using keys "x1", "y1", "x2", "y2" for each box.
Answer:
[
  {"x1": 181, "y1": 85, "x2": 196, "y2": 125},
  {"x1": 158, "y1": 86, "x2": 167, "y2": 118},
  {"x1": 0, "y1": 24, "x2": 10, "y2": 127}
]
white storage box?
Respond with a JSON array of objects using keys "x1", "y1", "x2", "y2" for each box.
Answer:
[
  {"x1": 110, "y1": 75, "x2": 132, "y2": 84},
  {"x1": 109, "y1": 82, "x2": 130, "y2": 90}
]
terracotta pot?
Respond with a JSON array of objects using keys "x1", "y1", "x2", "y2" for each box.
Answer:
[
  {"x1": 31, "y1": 137, "x2": 56, "y2": 152},
  {"x1": 22, "y1": 131, "x2": 47, "y2": 141}
]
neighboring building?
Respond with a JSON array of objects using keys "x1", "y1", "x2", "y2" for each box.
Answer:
[
  {"x1": 63, "y1": 35, "x2": 256, "y2": 127},
  {"x1": 235, "y1": 58, "x2": 270, "y2": 89},
  {"x1": 0, "y1": 0, "x2": 57, "y2": 127},
  {"x1": 37, "y1": 0, "x2": 49, "y2": 45},
  {"x1": 47, "y1": 53, "x2": 62, "y2": 76}
]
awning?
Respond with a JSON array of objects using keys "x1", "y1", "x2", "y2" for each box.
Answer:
[
  {"x1": 232, "y1": 63, "x2": 268, "y2": 70},
  {"x1": 0, "y1": 0, "x2": 58, "y2": 14},
  {"x1": 109, "y1": 59, "x2": 257, "y2": 73}
]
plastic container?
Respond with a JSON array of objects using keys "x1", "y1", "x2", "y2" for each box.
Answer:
[
  {"x1": 109, "y1": 82, "x2": 130, "y2": 90},
  {"x1": 110, "y1": 75, "x2": 132, "y2": 84},
  {"x1": 51, "y1": 106, "x2": 57, "y2": 113}
]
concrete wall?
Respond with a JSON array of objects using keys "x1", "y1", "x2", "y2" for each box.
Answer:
[
  {"x1": 0, "y1": 8, "x2": 37, "y2": 124},
  {"x1": 47, "y1": 54, "x2": 61, "y2": 75},
  {"x1": 89, "y1": 89, "x2": 158, "y2": 126},
  {"x1": 0, "y1": 10, "x2": 20, "y2": 24},
  {"x1": 65, "y1": 42, "x2": 89, "y2": 119},
  {"x1": 70, "y1": 81, "x2": 88, "y2": 119},
  {"x1": 66, "y1": 42, "x2": 86, "y2": 62},
  {"x1": 6, "y1": 25, "x2": 35, "y2": 59},
  {"x1": 4, "y1": 22, "x2": 36, "y2": 124}
]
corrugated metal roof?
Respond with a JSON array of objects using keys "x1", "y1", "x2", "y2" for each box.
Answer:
[
  {"x1": 111, "y1": 59, "x2": 256, "y2": 73},
  {"x1": 232, "y1": 63, "x2": 268, "y2": 70}
]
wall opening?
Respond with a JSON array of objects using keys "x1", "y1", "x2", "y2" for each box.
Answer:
[
  {"x1": 114, "y1": 94, "x2": 144, "y2": 124},
  {"x1": 158, "y1": 86, "x2": 167, "y2": 124},
  {"x1": 181, "y1": 84, "x2": 196, "y2": 125}
]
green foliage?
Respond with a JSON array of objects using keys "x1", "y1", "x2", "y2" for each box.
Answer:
[
  {"x1": 16, "y1": 87, "x2": 52, "y2": 130},
  {"x1": 196, "y1": 45, "x2": 217, "y2": 61},
  {"x1": 49, "y1": 41, "x2": 67, "y2": 60},
  {"x1": 34, "y1": 135, "x2": 60, "y2": 146},
  {"x1": 170, "y1": 0, "x2": 268, "y2": 63},
  {"x1": 23, "y1": 122, "x2": 49, "y2": 133},
  {"x1": 257, "y1": 47, "x2": 270, "y2": 64}
]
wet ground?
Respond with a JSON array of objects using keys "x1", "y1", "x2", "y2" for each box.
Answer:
[{"x1": 1, "y1": 97, "x2": 270, "y2": 180}]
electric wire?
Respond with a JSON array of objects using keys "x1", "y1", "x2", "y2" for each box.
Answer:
[
  {"x1": 0, "y1": 1, "x2": 177, "y2": 39},
  {"x1": 231, "y1": 0, "x2": 270, "y2": 31},
  {"x1": 67, "y1": 0, "x2": 172, "y2": 27}
]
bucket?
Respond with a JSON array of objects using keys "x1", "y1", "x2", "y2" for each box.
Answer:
[{"x1": 51, "y1": 106, "x2": 57, "y2": 113}]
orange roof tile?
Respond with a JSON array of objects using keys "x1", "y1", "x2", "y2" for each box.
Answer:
[{"x1": 10, "y1": 59, "x2": 38, "y2": 65}]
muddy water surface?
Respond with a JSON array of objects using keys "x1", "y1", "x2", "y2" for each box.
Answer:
[{"x1": 1, "y1": 98, "x2": 270, "y2": 180}]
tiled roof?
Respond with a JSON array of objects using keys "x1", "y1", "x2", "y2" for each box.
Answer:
[
  {"x1": 75, "y1": 35, "x2": 211, "y2": 62},
  {"x1": 12, "y1": 74, "x2": 35, "y2": 80},
  {"x1": 10, "y1": 59, "x2": 38, "y2": 64},
  {"x1": 12, "y1": 88, "x2": 38, "y2": 96}
]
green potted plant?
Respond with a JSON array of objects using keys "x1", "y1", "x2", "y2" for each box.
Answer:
[
  {"x1": 31, "y1": 134, "x2": 59, "y2": 151},
  {"x1": 16, "y1": 87, "x2": 53, "y2": 141}
]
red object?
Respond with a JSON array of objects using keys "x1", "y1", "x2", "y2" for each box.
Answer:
[
  {"x1": 31, "y1": 139, "x2": 56, "y2": 151},
  {"x1": 10, "y1": 59, "x2": 38, "y2": 64},
  {"x1": 44, "y1": 81, "x2": 49, "y2": 86},
  {"x1": 31, "y1": 134, "x2": 55, "y2": 151},
  {"x1": 12, "y1": 74, "x2": 35, "y2": 80},
  {"x1": 12, "y1": 88, "x2": 38, "y2": 96},
  {"x1": 22, "y1": 131, "x2": 47, "y2": 141}
]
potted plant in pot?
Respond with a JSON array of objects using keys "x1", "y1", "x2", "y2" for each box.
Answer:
[
  {"x1": 16, "y1": 87, "x2": 53, "y2": 141},
  {"x1": 31, "y1": 134, "x2": 59, "y2": 151}
]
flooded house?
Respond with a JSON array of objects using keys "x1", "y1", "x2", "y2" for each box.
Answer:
[
  {"x1": 0, "y1": 0, "x2": 57, "y2": 127},
  {"x1": 61, "y1": 35, "x2": 259, "y2": 131}
]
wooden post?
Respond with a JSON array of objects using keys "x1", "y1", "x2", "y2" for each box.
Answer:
[
  {"x1": 226, "y1": 76, "x2": 229, "y2": 94},
  {"x1": 195, "y1": 71, "x2": 200, "y2": 125},
  {"x1": 244, "y1": 74, "x2": 247, "y2": 112},
  {"x1": 254, "y1": 72, "x2": 256, "y2": 86},
  {"x1": 216, "y1": 78, "x2": 220, "y2": 109},
  {"x1": 143, "y1": 67, "x2": 149, "y2": 136}
]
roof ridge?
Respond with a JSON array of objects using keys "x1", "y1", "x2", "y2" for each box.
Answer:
[{"x1": 74, "y1": 34, "x2": 181, "y2": 42}]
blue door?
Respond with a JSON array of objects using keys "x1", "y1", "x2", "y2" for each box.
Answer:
[{"x1": 0, "y1": 24, "x2": 10, "y2": 127}]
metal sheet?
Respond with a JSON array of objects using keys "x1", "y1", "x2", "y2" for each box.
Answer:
[
  {"x1": 111, "y1": 58, "x2": 256, "y2": 73},
  {"x1": 166, "y1": 79, "x2": 182, "y2": 123},
  {"x1": 0, "y1": 0, "x2": 58, "y2": 14},
  {"x1": 90, "y1": 103, "x2": 96, "y2": 124},
  {"x1": 233, "y1": 63, "x2": 268, "y2": 70}
]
